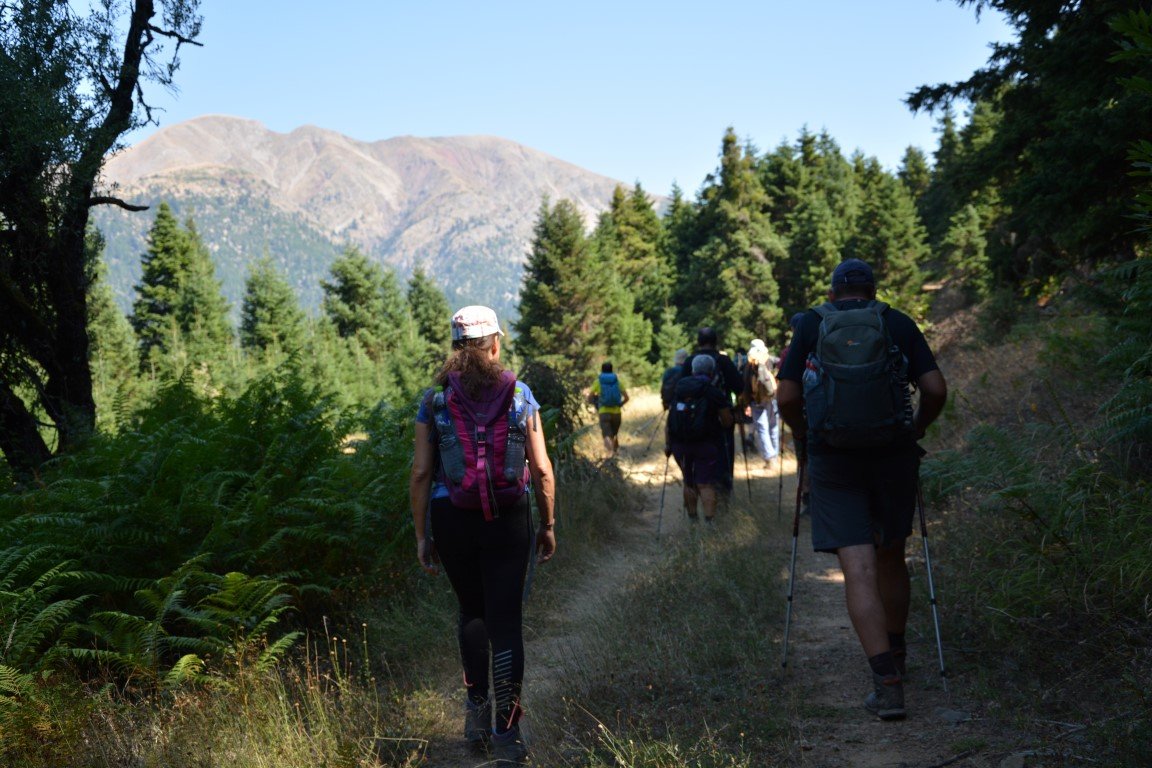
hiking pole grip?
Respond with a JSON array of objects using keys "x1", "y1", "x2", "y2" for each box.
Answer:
[
  {"x1": 917, "y1": 480, "x2": 948, "y2": 694},
  {"x1": 781, "y1": 458, "x2": 805, "y2": 669}
]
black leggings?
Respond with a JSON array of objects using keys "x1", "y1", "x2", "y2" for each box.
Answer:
[{"x1": 430, "y1": 496, "x2": 532, "y2": 732}]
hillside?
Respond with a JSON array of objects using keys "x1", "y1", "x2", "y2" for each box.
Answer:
[{"x1": 93, "y1": 116, "x2": 635, "y2": 321}]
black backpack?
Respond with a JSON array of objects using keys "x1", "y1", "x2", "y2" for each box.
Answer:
[
  {"x1": 802, "y1": 300, "x2": 914, "y2": 448},
  {"x1": 668, "y1": 377, "x2": 719, "y2": 442}
]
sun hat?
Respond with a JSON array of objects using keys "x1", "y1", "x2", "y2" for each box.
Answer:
[
  {"x1": 450, "y1": 305, "x2": 503, "y2": 341},
  {"x1": 831, "y1": 258, "x2": 875, "y2": 288}
]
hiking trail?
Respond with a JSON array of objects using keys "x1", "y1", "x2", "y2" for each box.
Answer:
[{"x1": 412, "y1": 391, "x2": 1030, "y2": 768}]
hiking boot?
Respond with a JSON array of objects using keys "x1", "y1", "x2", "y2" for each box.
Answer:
[
  {"x1": 491, "y1": 725, "x2": 529, "y2": 766},
  {"x1": 464, "y1": 699, "x2": 491, "y2": 748},
  {"x1": 863, "y1": 673, "x2": 905, "y2": 721}
]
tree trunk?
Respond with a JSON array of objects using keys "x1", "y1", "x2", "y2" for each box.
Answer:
[{"x1": 0, "y1": 379, "x2": 52, "y2": 483}]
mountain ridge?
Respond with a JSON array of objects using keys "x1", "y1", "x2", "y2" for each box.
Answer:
[{"x1": 94, "y1": 115, "x2": 639, "y2": 320}]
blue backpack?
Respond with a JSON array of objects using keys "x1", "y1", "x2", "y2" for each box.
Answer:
[{"x1": 598, "y1": 372, "x2": 623, "y2": 408}]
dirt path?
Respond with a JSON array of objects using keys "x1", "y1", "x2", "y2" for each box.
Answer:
[{"x1": 413, "y1": 392, "x2": 1027, "y2": 768}]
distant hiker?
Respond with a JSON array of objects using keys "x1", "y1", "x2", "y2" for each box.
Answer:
[
  {"x1": 660, "y1": 348, "x2": 689, "y2": 410},
  {"x1": 742, "y1": 338, "x2": 781, "y2": 468},
  {"x1": 683, "y1": 328, "x2": 743, "y2": 494},
  {"x1": 589, "y1": 361, "x2": 630, "y2": 457},
  {"x1": 665, "y1": 354, "x2": 734, "y2": 524},
  {"x1": 408, "y1": 305, "x2": 557, "y2": 764},
  {"x1": 777, "y1": 259, "x2": 947, "y2": 721}
]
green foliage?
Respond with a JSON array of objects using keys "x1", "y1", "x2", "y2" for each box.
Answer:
[
  {"x1": 239, "y1": 254, "x2": 305, "y2": 355},
  {"x1": 515, "y1": 198, "x2": 607, "y2": 378},
  {"x1": 1099, "y1": 258, "x2": 1152, "y2": 446},
  {"x1": 130, "y1": 204, "x2": 234, "y2": 382},
  {"x1": 406, "y1": 266, "x2": 451, "y2": 361},
  {"x1": 909, "y1": 1, "x2": 1152, "y2": 281},
  {"x1": 680, "y1": 129, "x2": 785, "y2": 346},
  {"x1": 0, "y1": 366, "x2": 417, "y2": 685}
]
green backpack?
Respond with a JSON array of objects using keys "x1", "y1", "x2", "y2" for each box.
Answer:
[{"x1": 802, "y1": 301, "x2": 914, "y2": 448}]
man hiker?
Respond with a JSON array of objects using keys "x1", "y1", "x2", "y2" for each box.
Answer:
[
  {"x1": 683, "y1": 328, "x2": 743, "y2": 494},
  {"x1": 589, "y1": 361, "x2": 629, "y2": 457},
  {"x1": 665, "y1": 354, "x2": 734, "y2": 525},
  {"x1": 777, "y1": 258, "x2": 948, "y2": 721},
  {"x1": 660, "y1": 349, "x2": 688, "y2": 410}
]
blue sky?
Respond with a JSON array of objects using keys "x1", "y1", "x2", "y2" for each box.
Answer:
[{"x1": 126, "y1": 1, "x2": 1013, "y2": 196}]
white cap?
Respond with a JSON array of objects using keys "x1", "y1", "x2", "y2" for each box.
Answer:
[{"x1": 450, "y1": 305, "x2": 503, "y2": 341}]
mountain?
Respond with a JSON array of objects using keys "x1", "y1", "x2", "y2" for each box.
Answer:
[{"x1": 93, "y1": 115, "x2": 636, "y2": 323}]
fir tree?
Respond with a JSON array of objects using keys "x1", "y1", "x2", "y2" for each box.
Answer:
[
  {"x1": 320, "y1": 246, "x2": 389, "y2": 360},
  {"x1": 131, "y1": 202, "x2": 186, "y2": 365},
  {"x1": 898, "y1": 146, "x2": 932, "y2": 202},
  {"x1": 86, "y1": 228, "x2": 138, "y2": 430},
  {"x1": 845, "y1": 157, "x2": 930, "y2": 318},
  {"x1": 682, "y1": 128, "x2": 785, "y2": 345},
  {"x1": 515, "y1": 198, "x2": 606, "y2": 377},
  {"x1": 407, "y1": 267, "x2": 451, "y2": 357},
  {"x1": 240, "y1": 255, "x2": 306, "y2": 354},
  {"x1": 177, "y1": 216, "x2": 233, "y2": 366}
]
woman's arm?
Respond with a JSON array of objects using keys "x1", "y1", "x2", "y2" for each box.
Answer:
[
  {"x1": 409, "y1": 420, "x2": 438, "y2": 573},
  {"x1": 524, "y1": 409, "x2": 557, "y2": 563}
]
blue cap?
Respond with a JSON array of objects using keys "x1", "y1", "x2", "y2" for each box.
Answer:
[{"x1": 830, "y1": 258, "x2": 875, "y2": 288}]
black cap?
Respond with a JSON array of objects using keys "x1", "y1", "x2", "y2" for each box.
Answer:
[{"x1": 830, "y1": 258, "x2": 875, "y2": 289}]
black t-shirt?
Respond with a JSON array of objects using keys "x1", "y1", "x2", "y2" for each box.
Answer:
[
  {"x1": 681, "y1": 349, "x2": 743, "y2": 399},
  {"x1": 778, "y1": 299, "x2": 939, "y2": 454}
]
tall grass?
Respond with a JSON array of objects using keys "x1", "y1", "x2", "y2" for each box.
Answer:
[
  {"x1": 922, "y1": 273, "x2": 1152, "y2": 762},
  {"x1": 0, "y1": 364, "x2": 423, "y2": 764}
]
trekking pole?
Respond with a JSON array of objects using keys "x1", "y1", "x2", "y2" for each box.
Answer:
[
  {"x1": 781, "y1": 458, "x2": 805, "y2": 668},
  {"x1": 777, "y1": 442, "x2": 784, "y2": 520},
  {"x1": 656, "y1": 454, "x2": 670, "y2": 538},
  {"x1": 737, "y1": 420, "x2": 752, "y2": 502},
  {"x1": 644, "y1": 408, "x2": 667, "y2": 453},
  {"x1": 917, "y1": 480, "x2": 948, "y2": 694}
]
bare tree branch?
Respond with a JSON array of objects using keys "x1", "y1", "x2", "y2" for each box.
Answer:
[
  {"x1": 147, "y1": 24, "x2": 204, "y2": 48},
  {"x1": 89, "y1": 196, "x2": 149, "y2": 212}
]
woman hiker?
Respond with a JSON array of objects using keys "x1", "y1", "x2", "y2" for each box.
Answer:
[{"x1": 408, "y1": 305, "x2": 557, "y2": 766}]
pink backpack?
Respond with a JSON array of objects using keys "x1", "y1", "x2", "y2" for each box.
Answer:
[{"x1": 429, "y1": 371, "x2": 529, "y2": 520}]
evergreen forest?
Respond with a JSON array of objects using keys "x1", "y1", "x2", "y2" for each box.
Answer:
[{"x1": 1, "y1": 1, "x2": 1150, "y2": 766}]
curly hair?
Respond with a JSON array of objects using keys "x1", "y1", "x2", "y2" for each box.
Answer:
[{"x1": 434, "y1": 334, "x2": 507, "y2": 398}]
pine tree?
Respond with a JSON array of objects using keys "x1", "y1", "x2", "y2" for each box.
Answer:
[
  {"x1": 320, "y1": 246, "x2": 389, "y2": 360},
  {"x1": 515, "y1": 198, "x2": 606, "y2": 377},
  {"x1": 898, "y1": 146, "x2": 932, "y2": 202},
  {"x1": 941, "y1": 204, "x2": 990, "y2": 300},
  {"x1": 240, "y1": 255, "x2": 305, "y2": 354},
  {"x1": 407, "y1": 267, "x2": 451, "y2": 357},
  {"x1": 682, "y1": 128, "x2": 785, "y2": 345},
  {"x1": 86, "y1": 228, "x2": 138, "y2": 430},
  {"x1": 131, "y1": 202, "x2": 186, "y2": 365},
  {"x1": 845, "y1": 157, "x2": 930, "y2": 318},
  {"x1": 130, "y1": 205, "x2": 235, "y2": 376},
  {"x1": 177, "y1": 216, "x2": 233, "y2": 366}
]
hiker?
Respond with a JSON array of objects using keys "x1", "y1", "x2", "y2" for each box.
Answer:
[
  {"x1": 665, "y1": 354, "x2": 734, "y2": 524},
  {"x1": 660, "y1": 349, "x2": 688, "y2": 410},
  {"x1": 589, "y1": 361, "x2": 629, "y2": 457},
  {"x1": 777, "y1": 259, "x2": 947, "y2": 721},
  {"x1": 742, "y1": 338, "x2": 780, "y2": 468},
  {"x1": 408, "y1": 305, "x2": 557, "y2": 764},
  {"x1": 683, "y1": 328, "x2": 743, "y2": 494}
]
